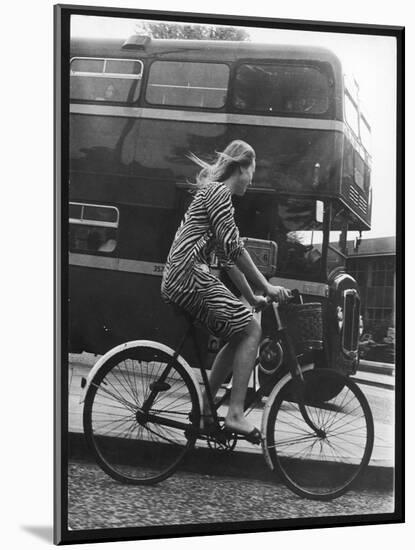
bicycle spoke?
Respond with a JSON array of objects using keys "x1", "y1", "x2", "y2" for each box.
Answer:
[
  {"x1": 325, "y1": 403, "x2": 368, "y2": 431},
  {"x1": 271, "y1": 433, "x2": 318, "y2": 448},
  {"x1": 85, "y1": 347, "x2": 198, "y2": 484},
  {"x1": 91, "y1": 382, "x2": 137, "y2": 412},
  {"x1": 267, "y1": 371, "x2": 374, "y2": 499},
  {"x1": 93, "y1": 415, "x2": 136, "y2": 435}
]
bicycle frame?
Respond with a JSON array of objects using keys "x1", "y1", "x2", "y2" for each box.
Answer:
[
  {"x1": 138, "y1": 297, "x2": 324, "y2": 439},
  {"x1": 82, "y1": 293, "x2": 374, "y2": 498}
]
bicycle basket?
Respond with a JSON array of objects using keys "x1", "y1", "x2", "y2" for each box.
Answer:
[{"x1": 280, "y1": 302, "x2": 323, "y2": 354}]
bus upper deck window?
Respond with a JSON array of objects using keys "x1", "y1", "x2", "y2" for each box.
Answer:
[
  {"x1": 146, "y1": 61, "x2": 229, "y2": 109},
  {"x1": 360, "y1": 115, "x2": 372, "y2": 154},
  {"x1": 232, "y1": 63, "x2": 330, "y2": 115},
  {"x1": 70, "y1": 57, "x2": 143, "y2": 103},
  {"x1": 69, "y1": 202, "x2": 119, "y2": 254},
  {"x1": 345, "y1": 93, "x2": 360, "y2": 138}
]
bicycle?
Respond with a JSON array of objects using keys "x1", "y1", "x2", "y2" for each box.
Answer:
[{"x1": 82, "y1": 291, "x2": 374, "y2": 500}]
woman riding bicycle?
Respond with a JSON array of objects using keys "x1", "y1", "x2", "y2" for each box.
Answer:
[{"x1": 161, "y1": 140, "x2": 291, "y2": 443}]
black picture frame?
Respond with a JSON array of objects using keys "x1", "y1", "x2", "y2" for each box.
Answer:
[{"x1": 54, "y1": 3, "x2": 404, "y2": 545}]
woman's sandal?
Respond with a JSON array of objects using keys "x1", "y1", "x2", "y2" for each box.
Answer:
[{"x1": 224, "y1": 426, "x2": 263, "y2": 445}]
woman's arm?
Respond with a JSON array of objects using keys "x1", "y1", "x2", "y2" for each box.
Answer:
[
  {"x1": 236, "y1": 249, "x2": 291, "y2": 303},
  {"x1": 235, "y1": 248, "x2": 268, "y2": 292},
  {"x1": 205, "y1": 184, "x2": 245, "y2": 263},
  {"x1": 226, "y1": 265, "x2": 257, "y2": 305},
  {"x1": 204, "y1": 184, "x2": 290, "y2": 303}
]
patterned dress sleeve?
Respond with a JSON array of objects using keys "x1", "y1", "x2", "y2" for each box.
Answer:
[
  {"x1": 204, "y1": 183, "x2": 245, "y2": 266},
  {"x1": 212, "y1": 239, "x2": 235, "y2": 271}
]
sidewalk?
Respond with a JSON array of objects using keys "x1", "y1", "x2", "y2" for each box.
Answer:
[
  {"x1": 68, "y1": 353, "x2": 395, "y2": 473},
  {"x1": 352, "y1": 370, "x2": 395, "y2": 391}
]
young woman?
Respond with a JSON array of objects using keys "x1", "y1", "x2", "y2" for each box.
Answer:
[{"x1": 161, "y1": 140, "x2": 290, "y2": 443}]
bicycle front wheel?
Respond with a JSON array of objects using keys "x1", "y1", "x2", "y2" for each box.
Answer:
[
  {"x1": 265, "y1": 369, "x2": 374, "y2": 500},
  {"x1": 83, "y1": 346, "x2": 200, "y2": 485}
]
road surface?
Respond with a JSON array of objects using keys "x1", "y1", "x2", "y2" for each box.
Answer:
[
  {"x1": 67, "y1": 458, "x2": 394, "y2": 531},
  {"x1": 66, "y1": 353, "x2": 396, "y2": 531}
]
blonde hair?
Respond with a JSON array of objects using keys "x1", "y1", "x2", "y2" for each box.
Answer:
[{"x1": 186, "y1": 140, "x2": 256, "y2": 191}]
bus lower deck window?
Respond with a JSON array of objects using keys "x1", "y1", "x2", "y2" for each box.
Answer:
[{"x1": 69, "y1": 202, "x2": 119, "y2": 254}]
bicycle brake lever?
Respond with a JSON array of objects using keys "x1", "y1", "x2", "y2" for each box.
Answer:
[{"x1": 289, "y1": 289, "x2": 303, "y2": 304}]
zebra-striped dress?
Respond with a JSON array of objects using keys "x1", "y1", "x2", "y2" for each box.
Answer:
[{"x1": 161, "y1": 182, "x2": 253, "y2": 340}]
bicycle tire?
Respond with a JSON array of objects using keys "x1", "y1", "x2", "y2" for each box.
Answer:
[
  {"x1": 265, "y1": 369, "x2": 374, "y2": 500},
  {"x1": 83, "y1": 345, "x2": 200, "y2": 485}
]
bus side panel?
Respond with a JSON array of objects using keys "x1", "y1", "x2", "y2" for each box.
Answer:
[
  {"x1": 70, "y1": 114, "x2": 341, "y2": 198},
  {"x1": 227, "y1": 124, "x2": 340, "y2": 195},
  {"x1": 68, "y1": 264, "x2": 209, "y2": 366},
  {"x1": 69, "y1": 115, "x2": 343, "y2": 357}
]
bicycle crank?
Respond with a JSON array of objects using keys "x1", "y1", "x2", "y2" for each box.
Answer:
[{"x1": 207, "y1": 430, "x2": 238, "y2": 452}]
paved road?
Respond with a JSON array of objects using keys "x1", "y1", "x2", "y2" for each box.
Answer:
[
  {"x1": 67, "y1": 354, "x2": 396, "y2": 531},
  {"x1": 67, "y1": 459, "x2": 394, "y2": 531}
]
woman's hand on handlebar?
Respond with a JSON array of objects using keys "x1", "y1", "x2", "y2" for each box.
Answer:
[{"x1": 265, "y1": 284, "x2": 292, "y2": 304}]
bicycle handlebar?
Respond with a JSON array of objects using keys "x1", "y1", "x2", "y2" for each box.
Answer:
[{"x1": 252, "y1": 289, "x2": 300, "y2": 312}]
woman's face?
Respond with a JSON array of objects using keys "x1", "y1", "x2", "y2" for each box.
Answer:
[{"x1": 234, "y1": 159, "x2": 256, "y2": 196}]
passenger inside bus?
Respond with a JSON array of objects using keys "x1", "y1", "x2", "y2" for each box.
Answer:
[
  {"x1": 103, "y1": 83, "x2": 119, "y2": 101},
  {"x1": 69, "y1": 226, "x2": 117, "y2": 254}
]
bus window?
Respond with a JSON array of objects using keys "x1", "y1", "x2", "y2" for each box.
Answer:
[
  {"x1": 146, "y1": 61, "x2": 229, "y2": 108},
  {"x1": 344, "y1": 93, "x2": 360, "y2": 138},
  {"x1": 267, "y1": 198, "x2": 323, "y2": 280},
  {"x1": 275, "y1": 198, "x2": 323, "y2": 280},
  {"x1": 232, "y1": 63, "x2": 330, "y2": 115},
  {"x1": 360, "y1": 115, "x2": 371, "y2": 153},
  {"x1": 69, "y1": 202, "x2": 119, "y2": 254},
  {"x1": 354, "y1": 150, "x2": 365, "y2": 190},
  {"x1": 364, "y1": 164, "x2": 371, "y2": 194},
  {"x1": 70, "y1": 57, "x2": 143, "y2": 103}
]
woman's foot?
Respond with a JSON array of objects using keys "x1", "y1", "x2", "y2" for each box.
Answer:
[{"x1": 224, "y1": 413, "x2": 262, "y2": 444}]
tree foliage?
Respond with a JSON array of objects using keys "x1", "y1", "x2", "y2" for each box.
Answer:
[{"x1": 135, "y1": 22, "x2": 250, "y2": 41}]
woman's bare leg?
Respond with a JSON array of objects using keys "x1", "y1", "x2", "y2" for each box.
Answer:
[
  {"x1": 202, "y1": 317, "x2": 262, "y2": 433},
  {"x1": 225, "y1": 318, "x2": 262, "y2": 433},
  {"x1": 201, "y1": 341, "x2": 235, "y2": 416}
]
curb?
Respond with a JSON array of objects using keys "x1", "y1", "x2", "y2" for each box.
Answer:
[
  {"x1": 359, "y1": 360, "x2": 395, "y2": 377},
  {"x1": 352, "y1": 376, "x2": 395, "y2": 391},
  {"x1": 69, "y1": 433, "x2": 394, "y2": 490}
]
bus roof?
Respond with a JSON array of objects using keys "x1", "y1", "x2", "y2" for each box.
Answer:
[{"x1": 71, "y1": 36, "x2": 342, "y2": 69}]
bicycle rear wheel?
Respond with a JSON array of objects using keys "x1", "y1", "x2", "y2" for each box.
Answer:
[
  {"x1": 265, "y1": 369, "x2": 374, "y2": 500},
  {"x1": 83, "y1": 346, "x2": 200, "y2": 484}
]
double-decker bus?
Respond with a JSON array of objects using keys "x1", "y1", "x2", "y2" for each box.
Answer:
[{"x1": 68, "y1": 34, "x2": 372, "y2": 380}]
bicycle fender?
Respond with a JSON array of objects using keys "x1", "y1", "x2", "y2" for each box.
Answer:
[
  {"x1": 261, "y1": 364, "x2": 314, "y2": 472},
  {"x1": 79, "y1": 340, "x2": 204, "y2": 408}
]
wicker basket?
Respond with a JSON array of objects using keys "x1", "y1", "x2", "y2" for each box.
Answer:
[{"x1": 280, "y1": 302, "x2": 323, "y2": 354}]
